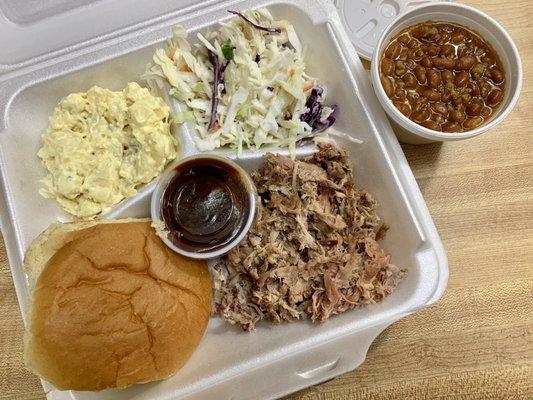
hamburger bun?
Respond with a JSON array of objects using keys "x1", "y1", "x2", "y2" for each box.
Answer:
[{"x1": 23, "y1": 219, "x2": 212, "y2": 391}]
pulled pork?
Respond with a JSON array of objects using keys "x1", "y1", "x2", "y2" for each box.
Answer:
[{"x1": 213, "y1": 143, "x2": 405, "y2": 331}]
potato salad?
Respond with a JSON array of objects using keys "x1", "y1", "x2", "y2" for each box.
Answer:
[{"x1": 37, "y1": 82, "x2": 177, "y2": 219}]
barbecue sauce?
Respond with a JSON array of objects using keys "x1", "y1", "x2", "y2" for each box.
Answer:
[{"x1": 160, "y1": 158, "x2": 251, "y2": 254}]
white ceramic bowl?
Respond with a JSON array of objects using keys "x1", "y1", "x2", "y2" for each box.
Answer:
[
  {"x1": 371, "y1": 2, "x2": 523, "y2": 144},
  {"x1": 151, "y1": 154, "x2": 257, "y2": 259}
]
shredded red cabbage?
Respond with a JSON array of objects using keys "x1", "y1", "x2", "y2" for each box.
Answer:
[
  {"x1": 313, "y1": 105, "x2": 337, "y2": 133},
  {"x1": 228, "y1": 10, "x2": 281, "y2": 34},
  {"x1": 300, "y1": 86, "x2": 337, "y2": 133},
  {"x1": 207, "y1": 50, "x2": 228, "y2": 131}
]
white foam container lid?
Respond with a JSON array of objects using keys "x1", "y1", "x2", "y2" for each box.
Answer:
[
  {"x1": 334, "y1": 0, "x2": 449, "y2": 59},
  {"x1": 0, "y1": 0, "x2": 448, "y2": 399}
]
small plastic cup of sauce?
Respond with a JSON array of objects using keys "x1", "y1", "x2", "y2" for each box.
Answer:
[{"x1": 151, "y1": 155, "x2": 257, "y2": 259}]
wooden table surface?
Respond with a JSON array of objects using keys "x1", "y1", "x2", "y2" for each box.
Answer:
[{"x1": 1, "y1": 0, "x2": 532, "y2": 399}]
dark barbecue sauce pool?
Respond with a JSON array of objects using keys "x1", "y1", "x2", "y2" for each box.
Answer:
[{"x1": 160, "y1": 158, "x2": 251, "y2": 254}]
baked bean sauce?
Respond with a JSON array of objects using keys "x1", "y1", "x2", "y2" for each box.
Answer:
[{"x1": 380, "y1": 22, "x2": 505, "y2": 132}]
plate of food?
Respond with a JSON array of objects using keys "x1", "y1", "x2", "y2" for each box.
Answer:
[{"x1": 0, "y1": 1, "x2": 449, "y2": 399}]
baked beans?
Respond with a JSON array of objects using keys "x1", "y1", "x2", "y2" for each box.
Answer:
[{"x1": 380, "y1": 22, "x2": 505, "y2": 133}]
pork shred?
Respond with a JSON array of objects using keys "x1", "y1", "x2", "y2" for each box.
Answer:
[{"x1": 213, "y1": 143, "x2": 405, "y2": 331}]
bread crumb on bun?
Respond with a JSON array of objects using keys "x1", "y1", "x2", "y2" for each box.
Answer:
[{"x1": 23, "y1": 219, "x2": 212, "y2": 391}]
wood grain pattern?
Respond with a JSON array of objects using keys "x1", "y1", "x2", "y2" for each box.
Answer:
[{"x1": 1, "y1": 0, "x2": 532, "y2": 399}]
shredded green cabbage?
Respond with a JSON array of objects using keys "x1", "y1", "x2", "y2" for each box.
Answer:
[
  {"x1": 145, "y1": 9, "x2": 334, "y2": 155},
  {"x1": 173, "y1": 111, "x2": 195, "y2": 124}
]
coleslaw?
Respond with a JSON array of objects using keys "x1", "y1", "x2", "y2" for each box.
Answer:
[{"x1": 145, "y1": 9, "x2": 337, "y2": 156}]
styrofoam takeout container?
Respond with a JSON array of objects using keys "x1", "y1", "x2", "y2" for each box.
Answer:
[
  {"x1": 0, "y1": 0, "x2": 448, "y2": 399},
  {"x1": 370, "y1": 2, "x2": 523, "y2": 144}
]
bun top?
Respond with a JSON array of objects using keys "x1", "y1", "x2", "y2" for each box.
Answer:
[{"x1": 24, "y1": 220, "x2": 212, "y2": 391}]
